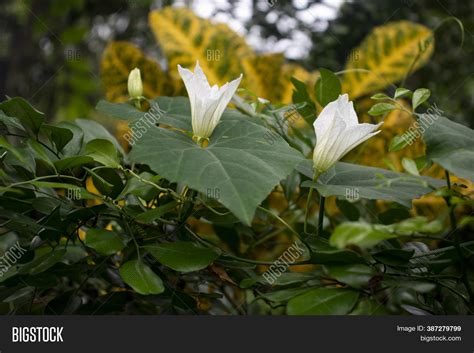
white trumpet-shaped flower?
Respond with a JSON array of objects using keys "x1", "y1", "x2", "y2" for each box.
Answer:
[
  {"x1": 178, "y1": 61, "x2": 242, "y2": 142},
  {"x1": 312, "y1": 94, "x2": 383, "y2": 173}
]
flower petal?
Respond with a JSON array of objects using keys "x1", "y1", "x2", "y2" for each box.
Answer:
[
  {"x1": 209, "y1": 74, "x2": 243, "y2": 130},
  {"x1": 336, "y1": 122, "x2": 383, "y2": 161}
]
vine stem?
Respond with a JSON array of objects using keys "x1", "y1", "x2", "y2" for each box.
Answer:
[
  {"x1": 122, "y1": 167, "x2": 181, "y2": 200},
  {"x1": 257, "y1": 206, "x2": 312, "y2": 253},
  {"x1": 6, "y1": 174, "x2": 83, "y2": 188},
  {"x1": 317, "y1": 195, "x2": 326, "y2": 238},
  {"x1": 304, "y1": 171, "x2": 321, "y2": 235},
  {"x1": 184, "y1": 225, "x2": 311, "y2": 266},
  {"x1": 444, "y1": 170, "x2": 457, "y2": 232}
]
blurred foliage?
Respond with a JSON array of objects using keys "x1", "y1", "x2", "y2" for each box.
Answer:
[
  {"x1": 102, "y1": 8, "x2": 317, "y2": 104},
  {"x1": 241, "y1": 0, "x2": 473, "y2": 126},
  {"x1": 342, "y1": 21, "x2": 434, "y2": 99},
  {"x1": 101, "y1": 41, "x2": 175, "y2": 102}
]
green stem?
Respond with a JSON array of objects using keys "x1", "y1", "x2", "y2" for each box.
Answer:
[
  {"x1": 7, "y1": 174, "x2": 83, "y2": 188},
  {"x1": 444, "y1": 170, "x2": 457, "y2": 232},
  {"x1": 122, "y1": 167, "x2": 181, "y2": 200},
  {"x1": 304, "y1": 171, "x2": 321, "y2": 235},
  {"x1": 134, "y1": 99, "x2": 141, "y2": 110},
  {"x1": 184, "y1": 225, "x2": 310, "y2": 266},
  {"x1": 317, "y1": 195, "x2": 326, "y2": 237}
]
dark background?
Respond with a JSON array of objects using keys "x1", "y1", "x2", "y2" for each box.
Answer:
[{"x1": 0, "y1": 0, "x2": 472, "y2": 125}]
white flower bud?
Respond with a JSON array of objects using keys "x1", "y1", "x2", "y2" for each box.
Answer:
[{"x1": 127, "y1": 68, "x2": 143, "y2": 99}]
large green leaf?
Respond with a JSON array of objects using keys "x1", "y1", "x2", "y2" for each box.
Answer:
[
  {"x1": 423, "y1": 116, "x2": 474, "y2": 181},
  {"x1": 0, "y1": 97, "x2": 45, "y2": 135},
  {"x1": 85, "y1": 229, "x2": 125, "y2": 255},
  {"x1": 314, "y1": 68, "x2": 341, "y2": 107},
  {"x1": 298, "y1": 160, "x2": 443, "y2": 207},
  {"x1": 146, "y1": 242, "x2": 220, "y2": 273},
  {"x1": 119, "y1": 260, "x2": 164, "y2": 295},
  {"x1": 75, "y1": 118, "x2": 124, "y2": 155},
  {"x1": 19, "y1": 249, "x2": 66, "y2": 276},
  {"x1": 287, "y1": 288, "x2": 359, "y2": 315},
  {"x1": 85, "y1": 139, "x2": 120, "y2": 168},
  {"x1": 128, "y1": 97, "x2": 303, "y2": 224}
]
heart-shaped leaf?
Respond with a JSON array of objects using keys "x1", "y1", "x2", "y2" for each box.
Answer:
[
  {"x1": 298, "y1": 160, "x2": 443, "y2": 208},
  {"x1": 423, "y1": 116, "x2": 474, "y2": 182},
  {"x1": 129, "y1": 97, "x2": 303, "y2": 224}
]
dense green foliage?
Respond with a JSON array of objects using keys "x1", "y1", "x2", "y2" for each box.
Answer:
[{"x1": 0, "y1": 75, "x2": 473, "y2": 314}]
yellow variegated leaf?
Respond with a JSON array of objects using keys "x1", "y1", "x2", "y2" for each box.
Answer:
[
  {"x1": 241, "y1": 54, "x2": 286, "y2": 101},
  {"x1": 242, "y1": 54, "x2": 317, "y2": 103},
  {"x1": 149, "y1": 7, "x2": 254, "y2": 86},
  {"x1": 342, "y1": 21, "x2": 434, "y2": 99},
  {"x1": 100, "y1": 41, "x2": 175, "y2": 102}
]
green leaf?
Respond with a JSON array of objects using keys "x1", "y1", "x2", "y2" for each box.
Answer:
[
  {"x1": 260, "y1": 287, "x2": 315, "y2": 303},
  {"x1": 423, "y1": 116, "x2": 474, "y2": 182},
  {"x1": 412, "y1": 88, "x2": 430, "y2": 110},
  {"x1": 326, "y1": 264, "x2": 374, "y2": 287},
  {"x1": 27, "y1": 140, "x2": 55, "y2": 169},
  {"x1": 85, "y1": 139, "x2": 120, "y2": 168},
  {"x1": 390, "y1": 216, "x2": 443, "y2": 235},
  {"x1": 0, "y1": 110, "x2": 26, "y2": 133},
  {"x1": 96, "y1": 100, "x2": 145, "y2": 120},
  {"x1": 146, "y1": 242, "x2": 220, "y2": 273},
  {"x1": 0, "y1": 136, "x2": 36, "y2": 172},
  {"x1": 370, "y1": 93, "x2": 390, "y2": 100},
  {"x1": 329, "y1": 217, "x2": 442, "y2": 250},
  {"x1": 314, "y1": 68, "x2": 341, "y2": 107},
  {"x1": 329, "y1": 222, "x2": 395, "y2": 249},
  {"x1": 394, "y1": 88, "x2": 411, "y2": 99},
  {"x1": 135, "y1": 202, "x2": 178, "y2": 223},
  {"x1": 75, "y1": 118, "x2": 124, "y2": 155},
  {"x1": 389, "y1": 134, "x2": 411, "y2": 152},
  {"x1": 298, "y1": 160, "x2": 443, "y2": 208},
  {"x1": 19, "y1": 249, "x2": 66, "y2": 275},
  {"x1": 0, "y1": 97, "x2": 45, "y2": 135},
  {"x1": 310, "y1": 250, "x2": 366, "y2": 265},
  {"x1": 42, "y1": 125, "x2": 73, "y2": 152},
  {"x1": 56, "y1": 121, "x2": 85, "y2": 156},
  {"x1": 336, "y1": 198, "x2": 360, "y2": 221},
  {"x1": 287, "y1": 288, "x2": 359, "y2": 315},
  {"x1": 350, "y1": 298, "x2": 389, "y2": 315},
  {"x1": 85, "y1": 229, "x2": 125, "y2": 255},
  {"x1": 372, "y1": 249, "x2": 414, "y2": 266},
  {"x1": 368, "y1": 103, "x2": 397, "y2": 116},
  {"x1": 291, "y1": 77, "x2": 316, "y2": 125},
  {"x1": 119, "y1": 260, "x2": 164, "y2": 295},
  {"x1": 129, "y1": 97, "x2": 303, "y2": 225},
  {"x1": 90, "y1": 168, "x2": 124, "y2": 199},
  {"x1": 402, "y1": 158, "x2": 419, "y2": 176},
  {"x1": 54, "y1": 156, "x2": 94, "y2": 172}
]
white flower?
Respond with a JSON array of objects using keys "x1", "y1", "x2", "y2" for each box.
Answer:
[
  {"x1": 127, "y1": 68, "x2": 143, "y2": 99},
  {"x1": 178, "y1": 61, "x2": 242, "y2": 141},
  {"x1": 312, "y1": 94, "x2": 383, "y2": 173}
]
